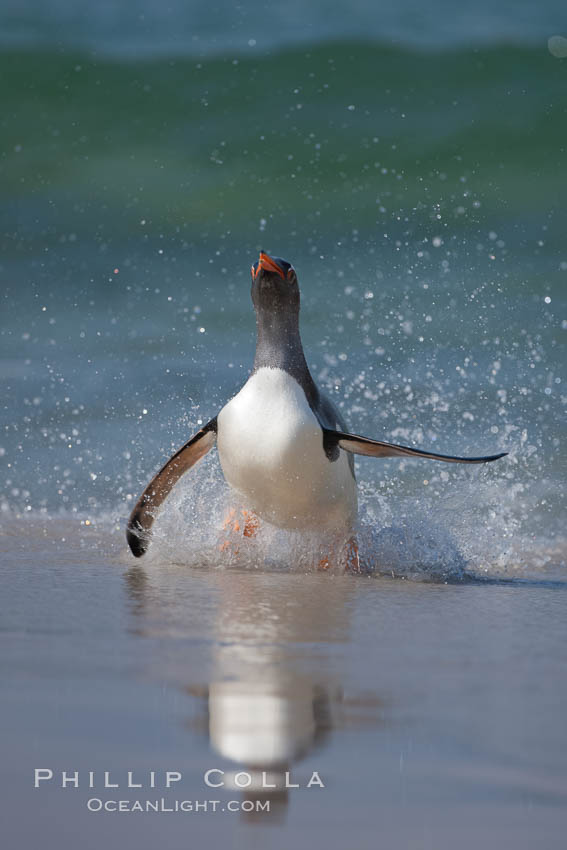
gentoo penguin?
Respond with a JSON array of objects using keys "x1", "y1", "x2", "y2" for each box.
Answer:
[{"x1": 126, "y1": 251, "x2": 506, "y2": 559}]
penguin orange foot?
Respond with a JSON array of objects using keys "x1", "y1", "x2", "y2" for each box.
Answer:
[
  {"x1": 222, "y1": 508, "x2": 259, "y2": 537},
  {"x1": 344, "y1": 536, "x2": 360, "y2": 573},
  {"x1": 126, "y1": 251, "x2": 507, "y2": 560},
  {"x1": 219, "y1": 508, "x2": 260, "y2": 554},
  {"x1": 317, "y1": 536, "x2": 360, "y2": 573}
]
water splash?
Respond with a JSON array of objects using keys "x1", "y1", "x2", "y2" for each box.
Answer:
[{"x1": 119, "y1": 444, "x2": 566, "y2": 583}]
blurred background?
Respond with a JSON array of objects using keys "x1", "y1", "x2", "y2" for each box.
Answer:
[{"x1": 0, "y1": 0, "x2": 565, "y2": 572}]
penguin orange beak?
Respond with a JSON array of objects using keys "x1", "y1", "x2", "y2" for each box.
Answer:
[{"x1": 258, "y1": 252, "x2": 285, "y2": 279}]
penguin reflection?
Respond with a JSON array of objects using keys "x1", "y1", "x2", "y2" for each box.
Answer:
[
  {"x1": 195, "y1": 679, "x2": 335, "y2": 822},
  {"x1": 123, "y1": 568, "x2": 382, "y2": 822},
  {"x1": 188, "y1": 572, "x2": 353, "y2": 822}
]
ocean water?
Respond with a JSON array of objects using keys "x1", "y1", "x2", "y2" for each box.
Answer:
[
  {"x1": 1, "y1": 34, "x2": 565, "y2": 577},
  {"x1": 1, "y1": 3, "x2": 566, "y2": 847}
]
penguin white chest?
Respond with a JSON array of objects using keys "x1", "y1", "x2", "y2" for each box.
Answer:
[{"x1": 217, "y1": 368, "x2": 357, "y2": 530}]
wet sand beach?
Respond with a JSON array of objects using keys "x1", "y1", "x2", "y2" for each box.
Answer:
[{"x1": 1, "y1": 520, "x2": 566, "y2": 848}]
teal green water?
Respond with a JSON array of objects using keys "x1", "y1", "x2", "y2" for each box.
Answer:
[
  {"x1": 2, "y1": 43, "x2": 567, "y2": 241},
  {"x1": 0, "y1": 40, "x2": 566, "y2": 579}
]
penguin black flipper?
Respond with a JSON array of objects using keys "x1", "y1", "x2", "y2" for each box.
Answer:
[
  {"x1": 324, "y1": 428, "x2": 507, "y2": 464},
  {"x1": 126, "y1": 418, "x2": 217, "y2": 557}
]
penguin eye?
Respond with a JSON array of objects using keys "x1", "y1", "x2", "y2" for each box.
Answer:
[
  {"x1": 251, "y1": 264, "x2": 258, "y2": 279},
  {"x1": 287, "y1": 267, "x2": 296, "y2": 281}
]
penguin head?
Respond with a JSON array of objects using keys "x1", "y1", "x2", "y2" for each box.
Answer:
[{"x1": 250, "y1": 251, "x2": 299, "y2": 315}]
